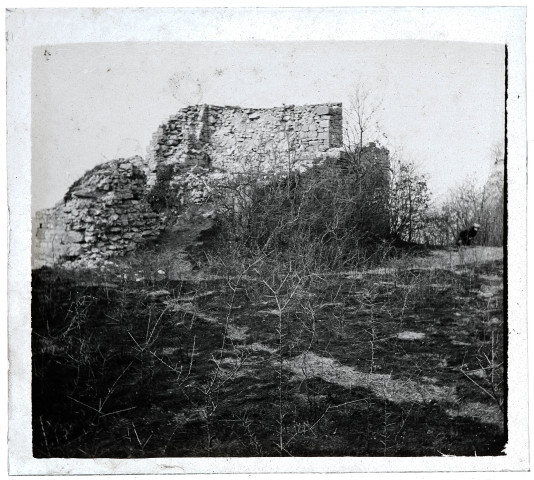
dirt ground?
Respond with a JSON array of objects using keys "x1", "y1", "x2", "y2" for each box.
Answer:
[{"x1": 32, "y1": 246, "x2": 505, "y2": 457}]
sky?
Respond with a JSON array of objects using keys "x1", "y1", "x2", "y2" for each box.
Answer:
[{"x1": 31, "y1": 40, "x2": 505, "y2": 213}]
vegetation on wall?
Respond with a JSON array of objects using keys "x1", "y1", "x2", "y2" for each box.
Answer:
[{"x1": 147, "y1": 163, "x2": 178, "y2": 212}]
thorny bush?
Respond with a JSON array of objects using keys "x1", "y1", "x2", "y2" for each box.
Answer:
[{"x1": 210, "y1": 149, "x2": 391, "y2": 271}]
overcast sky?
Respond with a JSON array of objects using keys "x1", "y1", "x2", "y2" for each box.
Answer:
[{"x1": 32, "y1": 40, "x2": 505, "y2": 213}]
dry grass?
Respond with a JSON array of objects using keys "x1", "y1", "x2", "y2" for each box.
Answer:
[{"x1": 32, "y1": 244, "x2": 505, "y2": 457}]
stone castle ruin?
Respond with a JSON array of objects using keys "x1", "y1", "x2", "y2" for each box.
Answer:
[
  {"x1": 33, "y1": 103, "x2": 388, "y2": 269},
  {"x1": 33, "y1": 157, "x2": 164, "y2": 267},
  {"x1": 145, "y1": 103, "x2": 343, "y2": 183}
]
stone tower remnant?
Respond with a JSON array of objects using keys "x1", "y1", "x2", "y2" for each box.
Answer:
[{"x1": 145, "y1": 103, "x2": 343, "y2": 186}]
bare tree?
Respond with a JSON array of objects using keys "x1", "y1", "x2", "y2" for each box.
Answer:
[
  {"x1": 344, "y1": 83, "x2": 385, "y2": 160},
  {"x1": 387, "y1": 155, "x2": 431, "y2": 243},
  {"x1": 424, "y1": 176, "x2": 503, "y2": 247}
]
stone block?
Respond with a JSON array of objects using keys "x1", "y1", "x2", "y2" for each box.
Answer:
[
  {"x1": 316, "y1": 105, "x2": 330, "y2": 115},
  {"x1": 325, "y1": 149, "x2": 343, "y2": 160},
  {"x1": 65, "y1": 244, "x2": 84, "y2": 256},
  {"x1": 65, "y1": 231, "x2": 85, "y2": 243},
  {"x1": 72, "y1": 189, "x2": 98, "y2": 199}
]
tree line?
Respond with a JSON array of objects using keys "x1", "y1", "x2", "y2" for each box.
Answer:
[{"x1": 343, "y1": 85, "x2": 504, "y2": 248}]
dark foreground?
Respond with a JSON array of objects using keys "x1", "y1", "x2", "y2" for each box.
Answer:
[{"x1": 32, "y1": 247, "x2": 505, "y2": 457}]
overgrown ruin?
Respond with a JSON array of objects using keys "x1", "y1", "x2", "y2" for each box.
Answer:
[
  {"x1": 145, "y1": 103, "x2": 343, "y2": 183},
  {"x1": 32, "y1": 103, "x2": 388, "y2": 269}
]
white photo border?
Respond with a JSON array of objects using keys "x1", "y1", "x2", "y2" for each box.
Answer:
[{"x1": 6, "y1": 6, "x2": 528, "y2": 475}]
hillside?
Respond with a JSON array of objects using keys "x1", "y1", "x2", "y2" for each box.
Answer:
[
  {"x1": 31, "y1": 102, "x2": 505, "y2": 458},
  {"x1": 32, "y1": 245, "x2": 505, "y2": 457}
]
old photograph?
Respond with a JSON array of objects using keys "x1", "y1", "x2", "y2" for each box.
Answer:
[{"x1": 7, "y1": 7, "x2": 528, "y2": 475}]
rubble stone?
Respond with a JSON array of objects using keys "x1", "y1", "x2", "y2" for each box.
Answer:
[{"x1": 33, "y1": 156, "x2": 165, "y2": 268}]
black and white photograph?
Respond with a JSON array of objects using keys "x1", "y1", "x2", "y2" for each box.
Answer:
[{"x1": 6, "y1": 6, "x2": 528, "y2": 475}]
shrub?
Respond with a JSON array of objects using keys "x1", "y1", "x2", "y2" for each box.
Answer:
[
  {"x1": 147, "y1": 163, "x2": 177, "y2": 212},
  {"x1": 209, "y1": 147, "x2": 391, "y2": 271}
]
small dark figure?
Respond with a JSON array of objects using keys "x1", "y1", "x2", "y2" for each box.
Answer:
[{"x1": 457, "y1": 223, "x2": 480, "y2": 247}]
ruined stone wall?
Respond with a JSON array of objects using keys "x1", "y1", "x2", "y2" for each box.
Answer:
[
  {"x1": 146, "y1": 103, "x2": 343, "y2": 186},
  {"x1": 33, "y1": 157, "x2": 165, "y2": 269},
  {"x1": 33, "y1": 103, "x2": 392, "y2": 269}
]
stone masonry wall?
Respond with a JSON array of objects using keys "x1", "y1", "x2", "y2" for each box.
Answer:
[
  {"x1": 146, "y1": 103, "x2": 343, "y2": 186},
  {"x1": 33, "y1": 103, "x2": 391, "y2": 269},
  {"x1": 33, "y1": 156, "x2": 165, "y2": 269}
]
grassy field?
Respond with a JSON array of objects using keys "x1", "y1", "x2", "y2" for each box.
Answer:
[{"x1": 32, "y1": 245, "x2": 505, "y2": 457}]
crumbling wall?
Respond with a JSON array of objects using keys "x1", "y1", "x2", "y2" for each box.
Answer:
[
  {"x1": 33, "y1": 103, "x2": 392, "y2": 269},
  {"x1": 145, "y1": 103, "x2": 343, "y2": 186},
  {"x1": 33, "y1": 157, "x2": 165, "y2": 269}
]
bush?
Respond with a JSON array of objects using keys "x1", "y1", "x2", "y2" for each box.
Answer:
[
  {"x1": 147, "y1": 163, "x2": 177, "y2": 212},
  {"x1": 209, "y1": 148, "x2": 391, "y2": 271}
]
